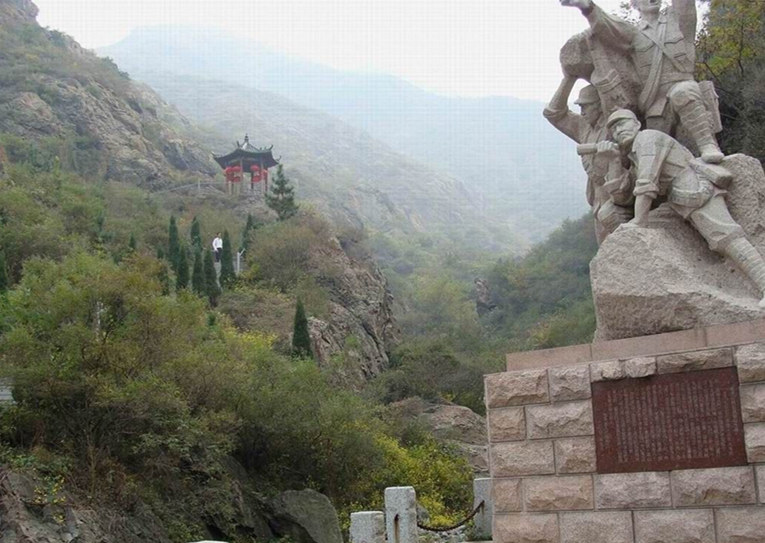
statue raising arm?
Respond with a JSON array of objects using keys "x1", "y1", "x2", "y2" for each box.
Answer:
[
  {"x1": 543, "y1": 75, "x2": 589, "y2": 143},
  {"x1": 673, "y1": 0, "x2": 697, "y2": 46},
  {"x1": 560, "y1": 0, "x2": 635, "y2": 55}
]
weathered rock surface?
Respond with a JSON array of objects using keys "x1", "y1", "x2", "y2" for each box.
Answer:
[
  {"x1": 386, "y1": 397, "x2": 488, "y2": 474},
  {"x1": 555, "y1": 437, "x2": 597, "y2": 474},
  {"x1": 485, "y1": 369, "x2": 549, "y2": 408},
  {"x1": 0, "y1": 2, "x2": 218, "y2": 188},
  {"x1": 0, "y1": 0, "x2": 37, "y2": 21},
  {"x1": 269, "y1": 489, "x2": 343, "y2": 543},
  {"x1": 594, "y1": 472, "x2": 671, "y2": 509},
  {"x1": 0, "y1": 468, "x2": 171, "y2": 543},
  {"x1": 670, "y1": 466, "x2": 756, "y2": 506},
  {"x1": 306, "y1": 236, "x2": 397, "y2": 384},
  {"x1": 0, "y1": 461, "x2": 275, "y2": 543},
  {"x1": 591, "y1": 154, "x2": 765, "y2": 340}
]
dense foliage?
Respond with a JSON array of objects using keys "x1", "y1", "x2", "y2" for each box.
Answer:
[
  {"x1": 483, "y1": 215, "x2": 598, "y2": 351},
  {"x1": 292, "y1": 298, "x2": 313, "y2": 358},
  {"x1": 697, "y1": 0, "x2": 765, "y2": 161},
  {"x1": 0, "y1": 142, "x2": 473, "y2": 541},
  {"x1": 220, "y1": 230, "x2": 236, "y2": 287},
  {"x1": 368, "y1": 215, "x2": 598, "y2": 413}
]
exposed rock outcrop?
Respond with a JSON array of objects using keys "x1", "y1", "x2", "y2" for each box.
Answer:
[
  {"x1": 0, "y1": 0, "x2": 37, "y2": 21},
  {"x1": 591, "y1": 154, "x2": 765, "y2": 340},
  {"x1": 0, "y1": 0, "x2": 218, "y2": 187},
  {"x1": 387, "y1": 397, "x2": 488, "y2": 475},
  {"x1": 268, "y1": 490, "x2": 343, "y2": 543},
  {"x1": 0, "y1": 468, "x2": 171, "y2": 543},
  {"x1": 307, "y1": 236, "x2": 397, "y2": 384}
]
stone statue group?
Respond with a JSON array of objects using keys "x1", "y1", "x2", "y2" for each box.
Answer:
[{"x1": 547, "y1": 0, "x2": 765, "y2": 307}]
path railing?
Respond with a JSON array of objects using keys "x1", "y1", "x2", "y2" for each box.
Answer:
[{"x1": 350, "y1": 479, "x2": 492, "y2": 543}]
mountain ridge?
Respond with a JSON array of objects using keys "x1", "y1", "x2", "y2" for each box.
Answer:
[{"x1": 101, "y1": 25, "x2": 589, "y2": 241}]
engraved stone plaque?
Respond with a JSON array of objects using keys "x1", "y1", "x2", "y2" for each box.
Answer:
[{"x1": 592, "y1": 367, "x2": 747, "y2": 473}]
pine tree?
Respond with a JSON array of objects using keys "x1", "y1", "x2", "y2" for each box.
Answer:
[
  {"x1": 158, "y1": 262, "x2": 170, "y2": 296},
  {"x1": 219, "y1": 230, "x2": 235, "y2": 287},
  {"x1": 191, "y1": 249, "x2": 204, "y2": 295},
  {"x1": 203, "y1": 249, "x2": 220, "y2": 306},
  {"x1": 128, "y1": 233, "x2": 137, "y2": 252},
  {"x1": 292, "y1": 298, "x2": 312, "y2": 358},
  {"x1": 0, "y1": 251, "x2": 8, "y2": 293},
  {"x1": 265, "y1": 165, "x2": 298, "y2": 221},
  {"x1": 168, "y1": 215, "x2": 180, "y2": 271},
  {"x1": 190, "y1": 216, "x2": 202, "y2": 252},
  {"x1": 240, "y1": 213, "x2": 255, "y2": 252},
  {"x1": 176, "y1": 246, "x2": 189, "y2": 290}
]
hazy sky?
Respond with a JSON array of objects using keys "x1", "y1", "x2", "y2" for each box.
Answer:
[{"x1": 33, "y1": 0, "x2": 634, "y2": 101}]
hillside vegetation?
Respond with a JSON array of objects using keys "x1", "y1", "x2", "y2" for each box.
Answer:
[
  {"x1": 6, "y1": 0, "x2": 759, "y2": 541},
  {"x1": 0, "y1": 140, "x2": 474, "y2": 542},
  {"x1": 0, "y1": 2, "x2": 475, "y2": 540},
  {"x1": 101, "y1": 27, "x2": 588, "y2": 243}
]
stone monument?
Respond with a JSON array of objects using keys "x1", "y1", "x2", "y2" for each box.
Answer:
[
  {"x1": 545, "y1": 0, "x2": 765, "y2": 338},
  {"x1": 485, "y1": 3, "x2": 765, "y2": 543},
  {"x1": 488, "y1": 325, "x2": 765, "y2": 543}
]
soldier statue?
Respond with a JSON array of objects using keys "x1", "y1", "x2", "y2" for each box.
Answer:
[
  {"x1": 545, "y1": 77, "x2": 633, "y2": 243},
  {"x1": 561, "y1": 0, "x2": 724, "y2": 164},
  {"x1": 595, "y1": 109, "x2": 765, "y2": 306}
]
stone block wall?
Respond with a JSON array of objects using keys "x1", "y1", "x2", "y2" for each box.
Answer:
[{"x1": 487, "y1": 337, "x2": 765, "y2": 543}]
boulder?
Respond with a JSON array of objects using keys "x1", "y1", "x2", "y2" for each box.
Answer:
[
  {"x1": 268, "y1": 490, "x2": 343, "y2": 543},
  {"x1": 387, "y1": 397, "x2": 488, "y2": 475},
  {"x1": 591, "y1": 154, "x2": 765, "y2": 340}
]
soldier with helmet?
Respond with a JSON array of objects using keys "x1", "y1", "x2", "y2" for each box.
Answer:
[
  {"x1": 561, "y1": 0, "x2": 724, "y2": 164},
  {"x1": 595, "y1": 109, "x2": 765, "y2": 306},
  {"x1": 544, "y1": 75, "x2": 633, "y2": 243}
]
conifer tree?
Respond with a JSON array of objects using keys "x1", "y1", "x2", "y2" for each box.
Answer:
[
  {"x1": 176, "y1": 246, "x2": 189, "y2": 290},
  {"x1": 0, "y1": 251, "x2": 8, "y2": 293},
  {"x1": 128, "y1": 233, "x2": 136, "y2": 252},
  {"x1": 191, "y1": 249, "x2": 204, "y2": 295},
  {"x1": 190, "y1": 216, "x2": 202, "y2": 252},
  {"x1": 292, "y1": 298, "x2": 312, "y2": 358},
  {"x1": 265, "y1": 165, "x2": 298, "y2": 221},
  {"x1": 219, "y1": 230, "x2": 235, "y2": 287},
  {"x1": 158, "y1": 262, "x2": 170, "y2": 296},
  {"x1": 168, "y1": 215, "x2": 180, "y2": 271},
  {"x1": 240, "y1": 213, "x2": 255, "y2": 252},
  {"x1": 203, "y1": 249, "x2": 220, "y2": 306}
]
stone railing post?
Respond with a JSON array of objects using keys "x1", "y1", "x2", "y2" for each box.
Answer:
[
  {"x1": 350, "y1": 511, "x2": 385, "y2": 543},
  {"x1": 384, "y1": 486, "x2": 417, "y2": 543},
  {"x1": 472, "y1": 478, "x2": 492, "y2": 539}
]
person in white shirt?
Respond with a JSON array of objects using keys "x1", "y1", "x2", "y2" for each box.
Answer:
[{"x1": 212, "y1": 233, "x2": 223, "y2": 262}]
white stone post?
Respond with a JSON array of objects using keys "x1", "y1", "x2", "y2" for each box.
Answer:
[
  {"x1": 236, "y1": 249, "x2": 245, "y2": 275},
  {"x1": 350, "y1": 511, "x2": 385, "y2": 543},
  {"x1": 472, "y1": 478, "x2": 492, "y2": 540},
  {"x1": 0, "y1": 378, "x2": 14, "y2": 404},
  {"x1": 384, "y1": 486, "x2": 417, "y2": 543}
]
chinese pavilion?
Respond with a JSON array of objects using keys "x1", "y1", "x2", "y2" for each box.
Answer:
[{"x1": 213, "y1": 135, "x2": 279, "y2": 195}]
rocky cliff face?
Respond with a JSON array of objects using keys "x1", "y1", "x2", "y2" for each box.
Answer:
[
  {"x1": 0, "y1": 0, "x2": 36, "y2": 21},
  {"x1": 0, "y1": 468, "x2": 171, "y2": 543},
  {"x1": 0, "y1": 464, "x2": 335, "y2": 543},
  {"x1": 0, "y1": 0, "x2": 217, "y2": 187},
  {"x1": 307, "y1": 235, "x2": 397, "y2": 383}
]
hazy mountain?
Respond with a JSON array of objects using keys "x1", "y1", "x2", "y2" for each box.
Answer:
[
  {"x1": 133, "y1": 73, "x2": 524, "y2": 250},
  {"x1": 100, "y1": 26, "x2": 589, "y2": 241}
]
